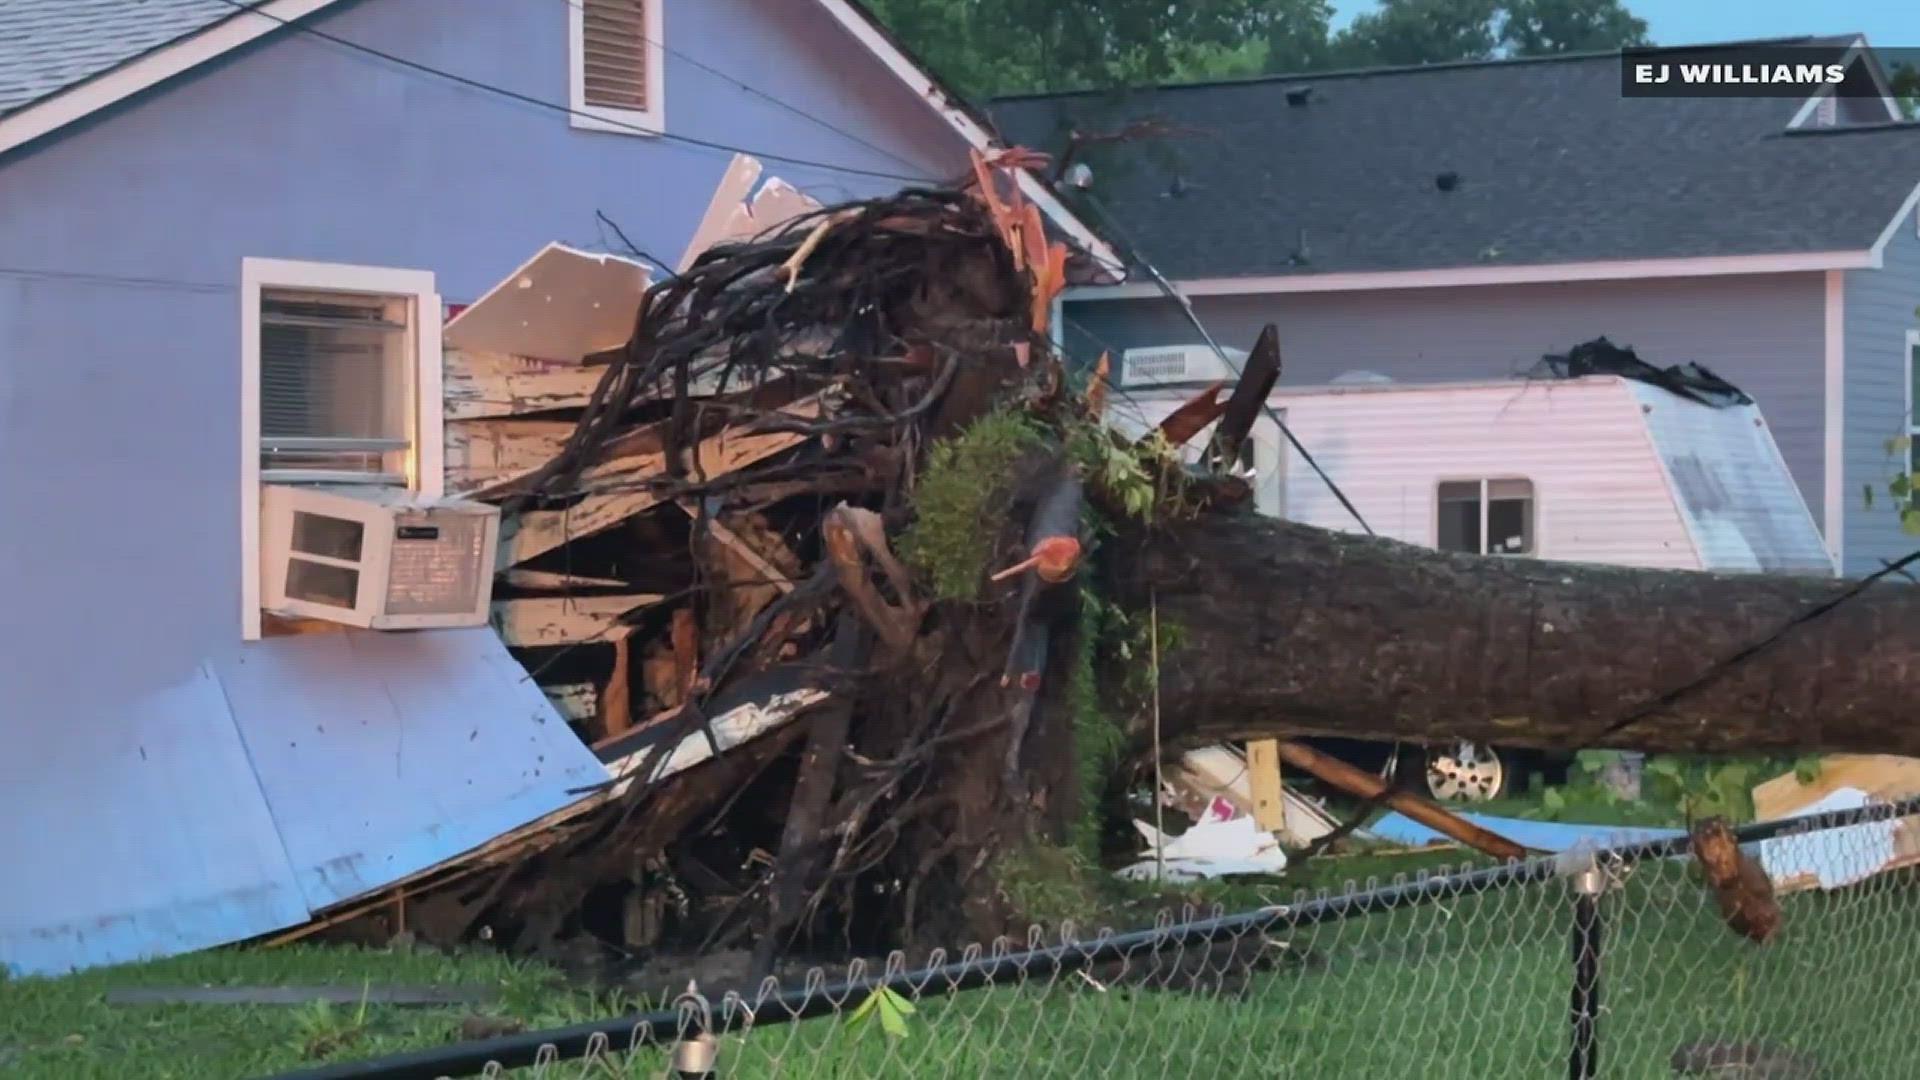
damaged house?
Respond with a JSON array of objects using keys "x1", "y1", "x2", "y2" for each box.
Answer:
[
  {"x1": 0, "y1": 0, "x2": 1111, "y2": 977},
  {"x1": 995, "y1": 34, "x2": 1920, "y2": 578}
]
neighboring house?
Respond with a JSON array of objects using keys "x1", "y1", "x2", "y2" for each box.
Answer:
[
  {"x1": 0, "y1": 0, "x2": 1110, "y2": 976},
  {"x1": 993, "y1": 35, "x2": 1920, "y2": 577}
]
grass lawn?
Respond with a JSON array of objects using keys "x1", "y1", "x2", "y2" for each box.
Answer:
[{"x1": 6, "y1": 852, "x2": 1914, "y2": 1079}]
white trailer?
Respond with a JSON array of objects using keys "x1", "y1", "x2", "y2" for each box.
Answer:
[{"x1": 1106, "y1": 343, "x2": 1833, "y2": 801}]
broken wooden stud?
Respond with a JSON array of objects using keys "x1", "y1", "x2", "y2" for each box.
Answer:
[
  {"x1": 1274, "y1": 740, "x2": 1526, "y2": 862},
  {"x1": 1152, "y1": 381, "x2": 1229, "y2": 449}
]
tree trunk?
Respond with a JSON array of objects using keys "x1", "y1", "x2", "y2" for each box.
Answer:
[{"x1": 1116, "y1": 513, "x2": 1918, "y2": 757}]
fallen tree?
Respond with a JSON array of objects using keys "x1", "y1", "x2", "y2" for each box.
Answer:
[
  {"x1": 1121, "y1": 513, "x2": 1920, "y2": 757},
  {"x1": 353, "y1": 153, "x2": 1920, "y2": 972}
]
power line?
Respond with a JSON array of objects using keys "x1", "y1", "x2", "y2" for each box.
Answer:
[
  {"x1": 547, "y1": 0, "x2": 937, "y2": 182},
  {"x1": 205, "y1": 0, "x2": 931, "y2": 185},
  {"x1": 1075, "y1": 193, "x2": 1376, "y2": 536}
]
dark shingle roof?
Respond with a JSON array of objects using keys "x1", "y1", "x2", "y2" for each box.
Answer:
[
  {"x1": 0, "y1": 0, "x2": 264, "y2": 117},
  {"x1": 989, "y1": 43, "x2": 1920, "y2": 279}
]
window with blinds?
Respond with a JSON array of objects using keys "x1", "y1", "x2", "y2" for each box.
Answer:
[
  {"x1": 259, "y1": 288, "x2": 413, "y2": 485},
  {"x1": 581, "y1": 0, "x2": 651, "y2": 113}
]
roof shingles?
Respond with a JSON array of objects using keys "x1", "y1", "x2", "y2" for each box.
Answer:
[
  {"x1": 990, "y1": 47, "x2": 1920, "y2": 278},
  {"x1": 0, "y1": 0, "x2": 256, "y2": 117}
]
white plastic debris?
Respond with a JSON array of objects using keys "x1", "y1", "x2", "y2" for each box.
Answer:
[{"x1": 1115, "y1": 813, "x2": 1289, "y2": 882}]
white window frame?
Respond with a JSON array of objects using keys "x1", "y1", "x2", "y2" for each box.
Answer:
[
  {"x1": 240, "y1": 257, "x2": 443, "y2": 641},
  {"x1": 568, "y1": 0, "x2": 666, "y2": 136},
  {"x1": 1434, "y1": 477, "x2": 1537, "y2": 556}
]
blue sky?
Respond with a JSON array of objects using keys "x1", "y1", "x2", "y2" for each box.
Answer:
[{"x1": 1331, "y1": 0, "x2": 1918, "y2": 47}]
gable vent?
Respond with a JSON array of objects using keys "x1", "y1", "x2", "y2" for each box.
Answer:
[{"x1": 582, "y1": 0, "x2": 651, "y2": 112}]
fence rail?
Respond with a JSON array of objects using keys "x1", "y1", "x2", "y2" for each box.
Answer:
[{"x1": 265, "y1": 797, "x2": 1920, "y2": 1080}]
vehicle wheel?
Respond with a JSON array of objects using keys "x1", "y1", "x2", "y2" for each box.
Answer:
[{"x1": 1424, "y1": 741, "x2": 1512, "y2": 803}]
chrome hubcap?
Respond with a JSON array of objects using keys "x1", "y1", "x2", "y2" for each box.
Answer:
[{"x1": 1427, "y1": 741, "x2": 1505, "y2": 803}]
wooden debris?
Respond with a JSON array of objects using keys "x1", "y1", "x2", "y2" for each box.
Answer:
[
  {"x1": 504, "y1": 569, "x2": 632, "y2": 591},
  {"x1": 1246, "y1": 739, "x2": 1286, "y2": 834},
  {"x1": 1203, "y1": 323, "x2": 1282, "y2": 469},
  {"x1": 446, "y1": 418, "x2": 580, "y2": 495},
  {"x1": 500, "y1": 392, "x2": 827, "y2": 566},
  {"x1": 1274, "y1": 741, "x2": 1526, "y2": 861},
  {"x1": 1152, "y1": 382, "x2": 1229, "y2": 449},
  {"x1": 443, "y1": 349, "x2": 604, "y2": 421},
  {"x1": 490, "y1": 596, "x2": 661, "y2": 648}
]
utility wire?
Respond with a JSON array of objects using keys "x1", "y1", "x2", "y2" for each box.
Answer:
[
  {"x1": 1585, "y1": 546, "x2": 1920, "y2": 745},
  {"x1": 1074, "y1": 193, "x2": 1375, "y2": 536},
  {"x1": 206, "y1": 0, "x2": 931, "y2": 184},
  {"x1": 548, "y1": 0, "x2": 938, "y2": 182}
]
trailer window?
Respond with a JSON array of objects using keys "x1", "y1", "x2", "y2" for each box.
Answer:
[{"x1": 1437, "y1": 479, "x2": 1534, "y2": 555}]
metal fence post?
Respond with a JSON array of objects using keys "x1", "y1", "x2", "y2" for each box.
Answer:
[{"x1": 1568, "y1": 859, "x2": 1606, "y2": 1080}]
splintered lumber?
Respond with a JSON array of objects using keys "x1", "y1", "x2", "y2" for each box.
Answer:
[
  {"x1": 500, "y1": 393, "x2": 827, "y2": 566},
  {"x1": 1246, "y1": 739, "x2": 1286, "y2": 833},
  {"x1": 490, "y1": 595, "x2": 661, "y2": 647},
  {"x1": 1274, "y1": 741, "x2": 1526, "y2": 861},
  {"x1": 504, "y1": 569, "x2": 632, "y2": 591},
  {"x1": 446, "y1": 418, "x2": 580, "y2": 495},
  {"x1": 443, "y1": 348, "x2": 605, "y2": 420},
  {"x1": 1203, "y1": 324, "x2": 1281, "y2": 466},
  {"x1": 1125, "y1": 514, "x2": 1920, "y2": 757},
  {"x1": 679, "y1": 502, "x2": 795, "y2": 594}
]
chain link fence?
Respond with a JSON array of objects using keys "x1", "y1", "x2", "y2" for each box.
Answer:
[{"x1": 269, "y1": 799, "x2": 1920, "y2": 1080}]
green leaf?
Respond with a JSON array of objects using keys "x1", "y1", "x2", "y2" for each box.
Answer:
[
  {"x1": 1892, "y1": 435, "x2": 1915, "y2": 454},
  {"x1": 1793, "y1": 756, "x2": 1825, "y2": 785},
  {"x1": 1541, "y1": 786, "x2": 1566, "y2": 815},
  {"x1": 1573, "y1": 749, "x2": 1622, "y2": 774},
  {"x1": 1902, "y1": 507, "x2": 1920, "y2": 536},
  {"x1": 1864, "y1": 483, "x2": 1876, "y2": 509},
  {"x1": 848, "y1": 987, "x2": 915, "y2": 1040},
  {"x1": 1893, "y1": 473, "x2": 1912, "y2": 499}
]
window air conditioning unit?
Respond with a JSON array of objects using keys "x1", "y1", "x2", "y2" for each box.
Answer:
[
  {"x1": 1119, "y1": 344, "x2": 1249, "y2": 390},
  {"x1": 261, "y1": 484, "x2": 501, "y2": 630}
]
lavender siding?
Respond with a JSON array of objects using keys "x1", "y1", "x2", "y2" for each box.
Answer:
[
  {"x1": 1842, "y1": 218, "x2": 1920, "y2": 575},
  {"x1": 0, "y1": 0, "x2": 974, "y2": 973},
  {"x1": 1066, "y1": 273, "x2": 1829, "y2": 536}
]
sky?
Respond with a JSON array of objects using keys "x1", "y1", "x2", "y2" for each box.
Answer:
[{"x1": 1331, "y1": 0, "x2": 1919, "y2": 47}]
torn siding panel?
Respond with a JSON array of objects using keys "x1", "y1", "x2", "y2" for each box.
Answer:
[
  {"x1": 0, "y1": 666, "x2": 309, "y2": 978},
  {"x1": 210, "y1": 629, "x2": 607, "y2": 911},
  {"x1": 1632, "y1": 381, "x2": 1833, "y2": 577}
]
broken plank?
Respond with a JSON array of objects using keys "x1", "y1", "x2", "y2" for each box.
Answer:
[
  {"x1": 504, "y1": 569, "x2": 632, "y2": 591},
  {"x1": 491, "y1": 596, "x2": 661, "y2": 648},
  {"x1": 680, "y1": 502, "x2": 795, "y2": 593},
  {"x1": 446, "y1": 417, "x2": 579, "y2": 495},
  {"x1": 1246, "y1": 739, "x2": 1285, "y2": 833},
  {"x1": 105, "y1": 987, "x2": 497, "y2": 1007},
  {"x1": 1274, "y1": 740, "x2": 1525, "y2": 861},
  {"x1": 500, "y1": 393, "x2": 827, "y2": 567},
  {"x1": 443, "y1": 348, "x2": 607, "y2": 421}
]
